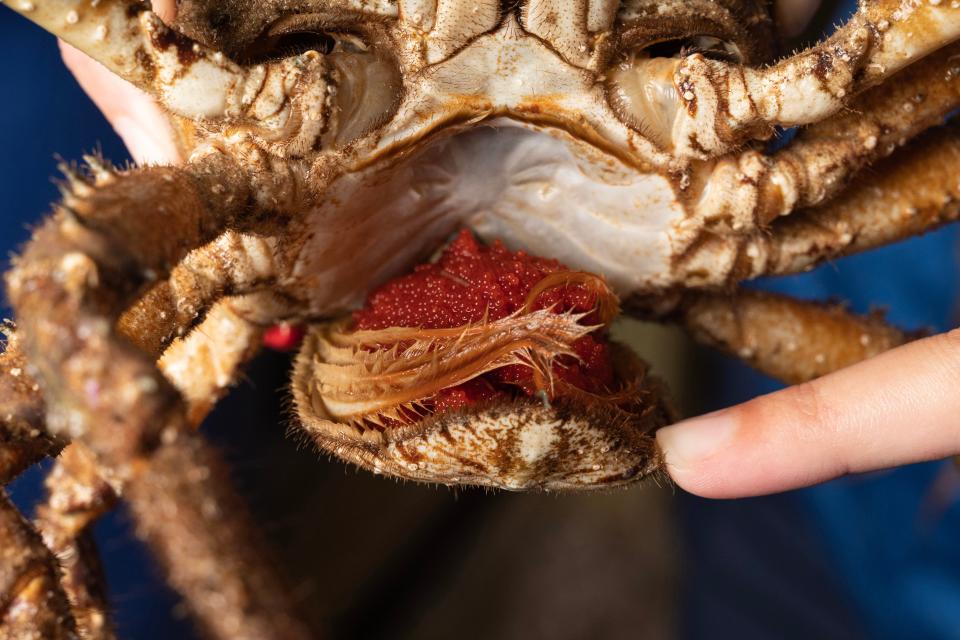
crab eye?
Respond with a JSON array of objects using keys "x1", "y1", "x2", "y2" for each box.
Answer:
[
  {"x1": 240, "y1": 26, "x2": 362, "y2": 64},
  {"x1": 607, "y1": 36, "x2": 743, "y2": 150},
  {"x1": 239, "y1": 20, "x2": 402, "y2": 149}
]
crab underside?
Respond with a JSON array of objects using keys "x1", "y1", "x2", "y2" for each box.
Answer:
[{"x1": 1, "y1": 0, "x2": 959, "y2": 637}]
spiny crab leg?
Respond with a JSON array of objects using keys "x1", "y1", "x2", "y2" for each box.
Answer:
[
  {"x1": 688, "y1": 38, "x2": 960, "y2": 238},
  {"x1": 31, "y1": 298, "x2": 282, "y2": 639},
  {"x1": 34, "y1": 445, "x2": 117, "y2": 640},
  {"x1": 1, "y1": 0, "x2": 327, "y2": 130},
  {"x1": 158, "y1": 296, "x2": 272, "y2": 427},
  {"x1": 125, "y1": 425, "x2": 313, "y2": 640},
  {"x1": 119, "y1": 231, "x2": 279, "y2": 357},
  {"x1": 0, "y1": 490, "x2": 77, "y2": 640},
  {"x1": 0, "y1": 329, "x2": 62, "y2": 485},
  {"x1": 668, "y1": 0, "x2": 960, "y2": 157},
  {"x1": 7, "y1": 156, "x2": 312, "y2": 640},
  {"x1": 747, "y1": 126, "x2": 960, "y2": 281},
  {"x1": 674, "y1": 125, "x2": 960, "y2": 290},
  {"x1": 674, "y1": 290, "x2": 908, "y2": 385},
  {"x1": 754, "y1": 39, "x2": 960, "y2": 224}
]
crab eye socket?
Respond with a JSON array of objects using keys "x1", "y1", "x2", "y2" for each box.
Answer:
[
  {"x1": 239, "y1": 26, "x2": 366, "y2": 65},
  {"x1": 606, "y1": 35, "x2": 742, "y2": 150},
  {"x1": 238, "y1": 19, "x2": 402, "y2": 149},
  {"x1": 643, "y1": 36, "x2": 744, "y2": 64}
]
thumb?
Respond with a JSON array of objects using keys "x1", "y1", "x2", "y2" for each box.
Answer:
[{"x1": 656, "y1": 329, "x2": 960, "y2": 498}]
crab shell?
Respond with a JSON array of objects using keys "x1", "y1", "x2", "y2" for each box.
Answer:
[
  {"x1": 273, "y1": 13, "x2": 776, "y2": 316},
  {"x1": 292, "y1": 335, "x2": 673, "y2": 490},
  {"x1": 268, "y1": 6, "x2": 767, "y2": 488}
]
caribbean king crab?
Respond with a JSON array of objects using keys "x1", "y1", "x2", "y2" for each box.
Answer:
[{"x1": 1, "y1": 0, "x2": 959, "y2": 637}]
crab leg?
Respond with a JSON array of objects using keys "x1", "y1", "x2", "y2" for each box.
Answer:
[
  {"x1": 0, "y1": 331, "x2": 62, "y2": 485},
  {"x1": 674, "y1": 290, "x2": 908, "y2": 385},
  {"x1": 692, "y1": 39, "x2": 960, "y2": 235},
  {"x1": 157, "y1": 297, "x2": 272, "y2": 427},
  {"x1": 756, "y1": 37, "x2": 960, "y2": 223},
  {"x1": 6, "y1": 156, "x2": 312, "y2": 640},
  {"x1": 119, "y1": 231, "x2": 279, "y2": 357},
  {"x1": 0, "y1": 490, "x2": 78, "y2": 640},
  {"x1": 748, "y1": 126, "x2": 960, "y2": 281},
  {"x1": 667, "y1": 0, "x2": 960, "y2": 157},
  {"x1": 35, "y1": 445, "x2": 117, "y2": 640},
  {"x1": 32, "y1": 296, "x2": 280, "y2": 639},
  {"x1": 675, "y1": 126, "x2": 960, "y2": 288},
  {"x1": 126, "y1": 423, "x2": 315, "y2": 640}
]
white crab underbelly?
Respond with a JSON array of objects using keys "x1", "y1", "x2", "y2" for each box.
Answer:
[{"x1": 295, "y1": 120, "x2": 686, "y2": 314}]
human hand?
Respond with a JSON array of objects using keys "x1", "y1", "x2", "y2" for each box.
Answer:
[{"x1": 657, "y1": 329, "x2": 960, "y2": 498}]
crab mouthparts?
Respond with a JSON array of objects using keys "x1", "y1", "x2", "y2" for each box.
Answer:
[{"x1": 306, "y1": 229, "x2": 653, "y2": 430}]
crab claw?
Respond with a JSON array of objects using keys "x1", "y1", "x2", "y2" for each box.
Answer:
[{"x1": 290, "y1": 231, "x2": 674, "y2": 490}]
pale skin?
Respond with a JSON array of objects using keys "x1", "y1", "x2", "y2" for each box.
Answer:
[{"x1": 61, "y1": 0, "x2": 959, "y2": 500}]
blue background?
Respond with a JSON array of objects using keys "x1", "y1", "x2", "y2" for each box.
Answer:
[{"x1": 2, "y1": 2, "x2": 960, "y2": 639}]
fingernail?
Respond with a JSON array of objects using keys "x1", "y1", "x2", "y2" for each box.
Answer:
[{"x1": 656, "y1": 410, "x2": 737, "y2": 467}]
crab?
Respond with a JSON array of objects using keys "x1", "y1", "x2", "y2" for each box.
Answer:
[{"x1": 1, "y1": 0, "x2": 959, "y2": 637}]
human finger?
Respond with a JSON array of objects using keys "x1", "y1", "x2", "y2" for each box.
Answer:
[{"x1": 656, "y1": 329, "x2": 960, "y2": 498}]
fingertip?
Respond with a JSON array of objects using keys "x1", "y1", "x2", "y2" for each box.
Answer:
[
  {"x1": 655, "y1": 398, "x2": 844, "y2": 499},
  {"x1": 656, "y1": 411, "x2": 745, "y2": 499}
]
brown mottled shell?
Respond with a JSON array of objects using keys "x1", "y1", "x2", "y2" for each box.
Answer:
[{"x1": 291, "y1": 332, "x2": 674, "y2": 491}]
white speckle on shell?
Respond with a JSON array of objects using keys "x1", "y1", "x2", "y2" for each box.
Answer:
[{"x1": 518, "y1": 419, "x2": 560, "y2": 465}]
